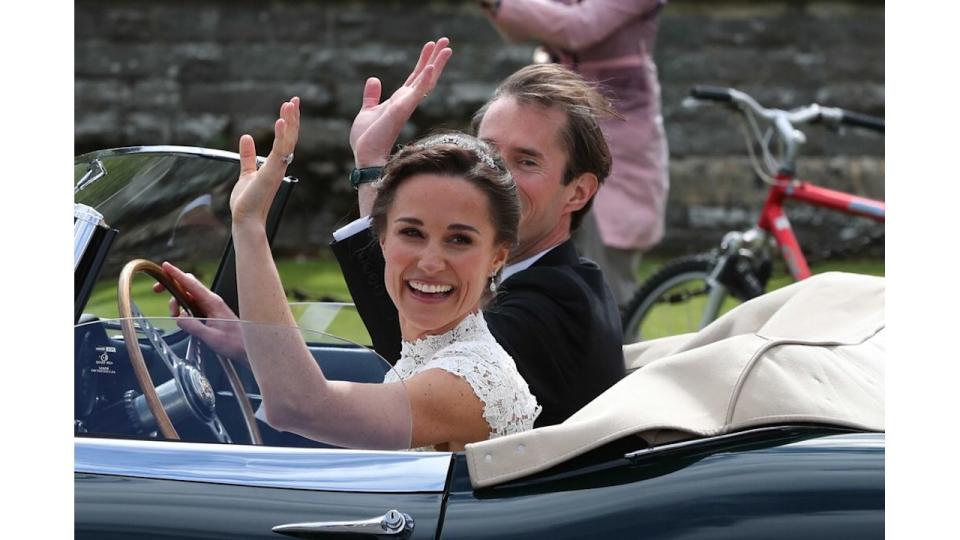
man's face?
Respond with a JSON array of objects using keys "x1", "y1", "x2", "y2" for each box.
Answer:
[{"x1": 477, "y1": 97, "x2": 577, "y2": 262}]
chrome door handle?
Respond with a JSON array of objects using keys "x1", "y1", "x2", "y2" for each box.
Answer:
[{"x1": 273, "y1": 509, "x2": 414, "y2": 539}]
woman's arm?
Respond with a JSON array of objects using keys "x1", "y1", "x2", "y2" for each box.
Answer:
[
  {"x1": 230, "y1": 99, "x2": 490, "y2": 449},
  {"x1": 483, "y1": 0, "x2": 662, "y2": 51}
]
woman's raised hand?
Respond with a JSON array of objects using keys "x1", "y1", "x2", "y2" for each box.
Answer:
[
  {"x1": 349, "y1": 38, "x2": 453, "y2": 168},
  {"x1": 230, "y1": 97, "x2": 301, "y2": 228}
]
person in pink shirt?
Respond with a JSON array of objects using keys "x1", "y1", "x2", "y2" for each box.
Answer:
[{"x1": 478, "y1": 0, "x2": 670, "y2": 306}]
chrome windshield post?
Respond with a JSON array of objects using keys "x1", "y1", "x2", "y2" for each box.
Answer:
[{"x1": 74, "y1": 204, "x2": 105, "y2": 271}]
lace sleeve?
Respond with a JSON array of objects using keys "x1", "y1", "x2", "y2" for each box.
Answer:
[{"x1": 427, "y1": 345, "x2": 541, "y2": 439}]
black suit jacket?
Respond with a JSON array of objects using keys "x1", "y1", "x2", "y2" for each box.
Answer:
[{"x1": 331, "y1": 228, "x2": 625, "y2": 427}]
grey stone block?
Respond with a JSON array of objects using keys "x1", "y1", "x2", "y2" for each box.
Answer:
[
  {"x1": 172, "y1": 113, "x2": 231, "y2": 146},
  {"x1": 181, "y1": 81, "x2": 331, "y2": 114},
  {"x1": 123, "y1": 111, "x2": 173, "y2": 145},
  {"x1": 131, "y1": 79, "x2": 181, "y2": 110},
  {"x1": 75, "y1": 80, "x2": 132, "y2": 111},
  {"x1": 75, "y1": 42, "x2": 177, "y2": 79}
]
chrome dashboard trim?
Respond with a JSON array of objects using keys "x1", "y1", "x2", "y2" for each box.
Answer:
[{"x1": 75, "y1": 437, "x2": 452, "y2": 493}]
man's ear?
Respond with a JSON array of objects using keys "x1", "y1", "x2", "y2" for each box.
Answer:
[{"x1": 564, "y1": 172, "x2": 599, "y2": 214}]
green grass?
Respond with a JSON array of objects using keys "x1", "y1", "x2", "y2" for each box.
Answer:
[{"x1": 85, "y1": 255, "x2": 883, "y2": 345}]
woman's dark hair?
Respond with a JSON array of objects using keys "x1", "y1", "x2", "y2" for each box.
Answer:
[{"x1": 370, "y1": 132, "x2": 520, "y2": 290}]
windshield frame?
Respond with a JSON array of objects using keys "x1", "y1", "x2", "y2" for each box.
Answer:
[
  {"x1": 74, "y1": 146, "x2": 298, "y2": 318},
  {"x1": 74, "y1": 145, "x2": 267, "y2": 174}
]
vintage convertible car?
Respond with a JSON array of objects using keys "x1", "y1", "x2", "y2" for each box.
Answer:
[{"x1": 74, "y1": 147, "x2": 885, "y2": 539}]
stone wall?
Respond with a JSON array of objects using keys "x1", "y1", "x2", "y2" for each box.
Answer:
[{"x1": 75, "y1": 0, "x2": 884, "y2": 256}]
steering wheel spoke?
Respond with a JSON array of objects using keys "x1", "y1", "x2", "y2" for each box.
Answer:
[
  {"x1": 185, "y1": 335, "x2": 204, "y2": 370},
  {"x1": 206, "y1": 416, "x2": 232, "y2": 444},
  {"x1": 130, "y1": 302, "x2": 185, "y2": 375}
]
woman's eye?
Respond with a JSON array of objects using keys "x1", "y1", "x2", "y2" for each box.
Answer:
[
  {"x1": 449, "y1": 234, "x2": 473, "y2": 245},
  {"x1": 399, "y1": 227, "x2": 423, "y2": 238}
]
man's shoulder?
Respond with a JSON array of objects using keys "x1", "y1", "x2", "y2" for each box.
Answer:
[{"x1": 501, "y1": 255, "x2": 606, "y2": 302}]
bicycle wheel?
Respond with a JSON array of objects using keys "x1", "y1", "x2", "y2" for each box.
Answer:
[{"x1": 621, "y1": 254, "x2": 730, "y2": 343}]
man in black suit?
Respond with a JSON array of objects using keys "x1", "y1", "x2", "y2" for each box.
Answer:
[{"x1": 336, "y1": 38, "x2": 624, "y2": 427}]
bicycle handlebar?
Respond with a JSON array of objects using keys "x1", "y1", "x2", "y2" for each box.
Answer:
[
  {"x1": 689, "y1": 85, "x2": 733, "y2": 103},
  {"x1": 839, "y1": 109, "x2": 885, "y2": 133},
  {"x1": 688, "y1": 85, "x2": 884, "y2": 134},
  {"x1": 688, "y1": 85, "x2": 883, "y2": 175}
]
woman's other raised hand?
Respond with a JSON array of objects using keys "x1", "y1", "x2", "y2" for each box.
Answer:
[{"x1": 230, "y1": 97, "x2": 301, "y2": 229}]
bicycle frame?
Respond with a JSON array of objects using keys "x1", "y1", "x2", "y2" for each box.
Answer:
[
  {"x1": 699, "y1": 173, "x2": 884, "y2": 329},
  {"x1": 622, "y1": 86, "x2": 885, "y2": 342},
  {"x1": 759, "y1": 172, "x2": 885, "y2": 280}
]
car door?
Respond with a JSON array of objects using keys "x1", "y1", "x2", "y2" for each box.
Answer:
[
  {"x1": 439, "y1": 427, "x2": 884, "y2": 540},
  {"x1": 76, "y1": 437, "x2": 450, "y2": 539}
]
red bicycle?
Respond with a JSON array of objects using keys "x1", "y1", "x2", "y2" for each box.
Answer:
[{"x1": 621, "y1": 86, "x2": 884, "y2": 342}]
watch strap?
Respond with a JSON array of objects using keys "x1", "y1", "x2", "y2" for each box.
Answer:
[{"x1": 349, "y1": 167, "x2": 383, "y2": 190}]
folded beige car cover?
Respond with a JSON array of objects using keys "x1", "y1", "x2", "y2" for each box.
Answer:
[{"x1": 465, "y1": 272, "x2": 884, "y2": 488}]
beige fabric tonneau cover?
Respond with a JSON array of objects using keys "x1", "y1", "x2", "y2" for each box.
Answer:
[{"x1": 465, "y1": 272, "x2": 884, "y2": 488}]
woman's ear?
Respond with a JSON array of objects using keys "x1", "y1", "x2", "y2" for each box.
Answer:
[{"x1": 490, "y1": 244, "x2": 510, "y2": 275}]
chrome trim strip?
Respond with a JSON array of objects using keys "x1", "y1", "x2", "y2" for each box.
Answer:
[
  {"x1": 74, "y1": 146, "x2": 299, "y2": 183},
  {"x1": 75, "y1": 437, "x2": 452, "y2": 493},
  {"x1": 74, "y1": 204, "x2": 105, "y2": 271},
  {"x1": 76, "y1": 145, "x2": 271, "y2": 167},
  {"x1": 624, "y1": 426, "x2": 884, "y2": 460}
]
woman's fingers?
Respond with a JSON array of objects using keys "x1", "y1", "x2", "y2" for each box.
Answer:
[
  {"x1": 168, "y1": 296, "x2": 181, "y2": 317},
  {"x1": 232, "y1": 97, "x2": 301, "y2": 222},
  {"x1": 238, "y1": 134, "x2": 258, "y2": 178},
  {"x1": 270, "y1": 99, "x2": 299, "y2": 157},
  {"x1": 290, "y1": 96, "x2": 300, "y2": 132}
]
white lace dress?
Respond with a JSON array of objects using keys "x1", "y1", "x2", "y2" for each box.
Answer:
[{"x1": 383, "y1": 311, "x2": 541, "y2": 446}]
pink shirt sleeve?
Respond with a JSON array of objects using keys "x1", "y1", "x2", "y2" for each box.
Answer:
[{"x1": 489, "y1": 0, "x2": 662, "y2": 51}]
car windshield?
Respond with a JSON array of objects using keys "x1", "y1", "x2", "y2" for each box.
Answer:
[
  {"x1": 75, "y1": 148, "x2": 243, "y2": 319},
  {"x1": 75, "y1": 307, "x2": 411, "y2": 449}
]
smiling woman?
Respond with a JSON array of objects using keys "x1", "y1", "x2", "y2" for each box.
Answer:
[
  {"x1": 228, "y1": 101, "x2": 539, "y2": 451},
  {"x1": 366, "y1": 133, "x2": 540, "y2": 449}
]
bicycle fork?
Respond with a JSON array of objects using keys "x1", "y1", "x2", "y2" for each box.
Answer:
[{"x1": 701, "y1": 228, "x2": 773, "y2": 327}]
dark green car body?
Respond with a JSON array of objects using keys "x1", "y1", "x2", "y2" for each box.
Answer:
[{"x1": 75, "y1": 148, "x2": 884, "y2": 539}]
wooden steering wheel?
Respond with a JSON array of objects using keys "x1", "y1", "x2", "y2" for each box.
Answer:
[{"x1": 117, "y1": 259, "x2": 262, "y2": 444}]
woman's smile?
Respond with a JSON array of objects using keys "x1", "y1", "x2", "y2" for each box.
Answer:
[{"x1": 406, "y1": 279, "x2": 455, "y2": 301}]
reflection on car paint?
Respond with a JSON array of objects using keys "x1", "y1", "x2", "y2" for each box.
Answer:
[{"x1": 75, "y1": 437, "x2": 452, "y2": 493}]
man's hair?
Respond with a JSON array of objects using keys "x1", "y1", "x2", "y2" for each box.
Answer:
[{"x1": 471, "y1": 64, "x2": 617, "y2": 231}]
